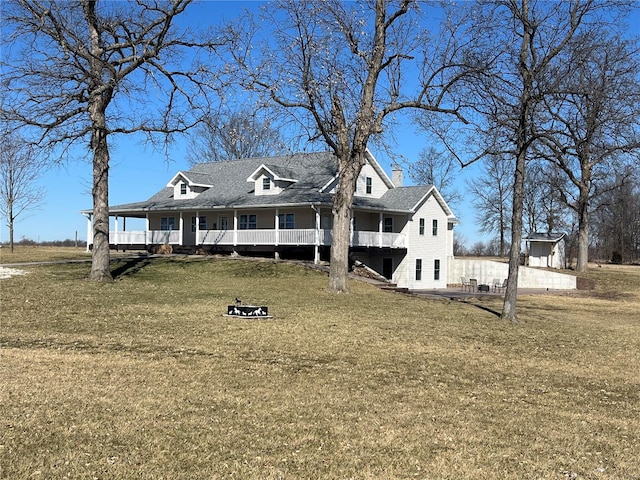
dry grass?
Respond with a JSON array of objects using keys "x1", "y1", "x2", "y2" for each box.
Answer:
[
  {"x1": 0, "y1": 245, "x2": 92, "y2": 264},
  {"x1": 1, "y1": 255, "x2": 638, "y2": 479}
]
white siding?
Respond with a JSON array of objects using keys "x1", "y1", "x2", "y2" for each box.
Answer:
[
  {"x1": 395, "y1": 192, "x2": 452, "y2": 290},
  {"x1": 528, "y1": 239, "x2": 566, "y2": 269},
  {"x1": 255, "y1": 174, "x2": 285, "y2": 195},
  {"x1": 354, "y1": 163, "x2": 390, "y2": 199},
  {"x1": 171, "y1": 176, "x2": 207, "y2": 200}
]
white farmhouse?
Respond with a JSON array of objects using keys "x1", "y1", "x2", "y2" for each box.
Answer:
[{"x1": 83, "y1": 151, "x2": 458, "y2": 290}]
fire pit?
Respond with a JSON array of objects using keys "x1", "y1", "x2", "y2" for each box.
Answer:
[{"x1": 225, "y1": 298, "x2": 272, "y2": 318}]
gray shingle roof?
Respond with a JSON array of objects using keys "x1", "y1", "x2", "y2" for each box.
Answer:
[
  {"x1": 525, "y1": 232, "x2": 566, "y2": 242},
  {"x1": 179, "y1": 171, "x2": 213, "y2": 186},
  {"x1": 106, "y1": 152, "x2": 447, "y2": 215}
]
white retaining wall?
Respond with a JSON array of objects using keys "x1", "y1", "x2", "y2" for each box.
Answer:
[{"x1": 447, "y1": 258, "x2": 577, "y2": 289}]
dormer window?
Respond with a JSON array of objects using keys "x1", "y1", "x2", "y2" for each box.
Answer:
[
  {"x1": 248, "y1": 164, "x2": 298, "y2": 195},
  {"x1": 167, "y1": 171, "x2": 212, "y2": 199}
]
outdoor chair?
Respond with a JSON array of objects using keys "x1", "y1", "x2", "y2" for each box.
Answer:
[
  {"x1": 492, "y1": 278, "x2": 501, "y2": 292},
  {"x1": 469, "y1": 278, "x2": 478, "y2": 292},
  {"x1": 460, "y1": 277, "x2": 471, "y2": 291},
  {"x1": 495, "y1": 278, "x2": 507, "y2": 293}
]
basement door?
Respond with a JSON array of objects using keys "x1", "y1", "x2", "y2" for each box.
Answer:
[{"x1": 382, "y1": 258, "x2": 393, "y2": 280}]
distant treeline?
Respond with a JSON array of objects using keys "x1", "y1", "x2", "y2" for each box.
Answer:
[{"x1": 1, "y1": 238, "x2": 87, "y2": 247}]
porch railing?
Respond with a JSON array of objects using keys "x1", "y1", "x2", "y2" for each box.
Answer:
[
  {"x1": 350, "y1": 231, "x2": 406, "y2": 248},
  {"x1": 109, "y1": 230, "x2": 180, "y2": 245},
  {"x1": 107, "y1": 228, "x2": 405, "y2": 249}
]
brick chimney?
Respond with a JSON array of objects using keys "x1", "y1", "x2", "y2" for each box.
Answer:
[{"x1": 392, "y1": 165, "x2": 403, "y2": 187}]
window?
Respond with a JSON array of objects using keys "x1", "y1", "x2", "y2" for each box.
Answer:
[
  {"x1": 419, "y1": 218, "x2": 425, "y2": 235},
  {"x1": 434, "y1": 259, "x2": 440, "y2": 280},
  {"x1": 365, "y1": 177, "x2": 372, "y2": 194},
  {"x1": 415, "y1": 259, "x2": 422, "y2": 281},
  {"x1": 279, "y1": 213, "x2": 295, "y2": 229},
  {"x1": 384, "y1": 217, "x2": 393, "y2": 233},
  {"x1": 432, "y1": 219, "x2": 438, "y2": 236},
  {"x1": 219, "y1": 216, "x2": 228, "y2": 230},
  {"x1": 160, "y1": 217, "x2": 175, "y2": 231},
  {"x1": 191, "y1": 216, "x2": 207, "y2": 232},
  {"x1": 239, "y1": 214, "x2": 257, "y2": 230},
  {"x1": 263, "y1": 177, "x2": 271, "y2": 190},
  {"x1": 180, "y1": 183, "x2": 187, "y2": 195}
]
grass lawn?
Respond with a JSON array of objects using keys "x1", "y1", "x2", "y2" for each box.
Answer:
[{"x1": 1, "y1": 253, "x2": 638, "y2": 479}]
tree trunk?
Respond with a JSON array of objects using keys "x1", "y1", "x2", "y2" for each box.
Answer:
[
  {"x1": 502, "y1": 0, "x2": 531, "y2": 323},
  {"x1": 328, "y1": 155, "x2": 362, "y2": 293},
  {"x1": 86, "y1": 0, "x2": 113, "y2": 282},
  {"x1": 499, "y1": 214, "x2": 506, "y2": 257},
  {"x1": 9, "y1": 214, "x2": 14, "y2": 253},
  {"x1": 502, "y1": 151, "x2": 526, "y2": 322},
  {"x1": 575, "y1": 185, "x2": 590, "y2": 272},
  {"x1": 8, "y1": 199, "x2": 14, "y2": 252},
  {"x1": 88, "y1": 128, "x2": 112, "y2": 281}
]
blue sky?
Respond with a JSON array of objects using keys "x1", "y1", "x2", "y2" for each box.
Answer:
[{"x1": 1, "y1": 1, "x2": 637, "y2": 248}]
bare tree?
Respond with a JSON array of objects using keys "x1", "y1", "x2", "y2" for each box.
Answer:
[
  {"x1": 1, "y1": 0, "x2": 218, "y2": 281},
  {"x1": 186, "y1": 108, "x2": 289, "y2": 165},
  {"x1": 469, "y1": 241, "x2": 488, "y2": 257},
  {"x1": 453, "y1": 234, "x2": 468, "y2": 256},
  {"x1": 591, "y1": 167, "x2": 640, "y2": 263},
  {"x1": 523, "y1": 160, "x2": 571, "y2": 237},
  {"x1": 466, "y1": 155, "x2": 512, "y2": 257},
  {"x1": 408, "y1": 146, "x2": 462, "y2": 206},
  {"x1": 455, "y1": 0, "x2": 615, "y2": 321},
  {"x1": 535, "y1": 31, "x2": 640, "y2": 272},
  {"x1": 225, "y1": 0, "x2": 475, "y2": 292},
  {"x1": 0, "y1": 132, "x2": 45, "y2": 252}
]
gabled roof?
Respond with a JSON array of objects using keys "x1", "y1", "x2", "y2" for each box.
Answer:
[
  {"x1": 166, "y1": 171, "x2": 213, "y2": 188},
  {"x1": 107, "y1": 152, "x2": 337, "y2": 213},
  {"x1": 246, "y1": 164, "x2": 299, "y2": 183},
  {"x1": 374, "y1": 185, "x2": 458, "y2": 221},
  {"x1": 319, "y1": 149, "x2": 394, "y2": 193},
  {"x1": 525, "y1": 232, "x2": 566, "y2": 243},
  {"x1": 100, "y1": 151, "x2": 457, "y2": 219}
]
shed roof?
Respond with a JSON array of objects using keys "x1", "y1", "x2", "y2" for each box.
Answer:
[{"x1": 525, "y1": 232, "x2": 566, "y2": 243}]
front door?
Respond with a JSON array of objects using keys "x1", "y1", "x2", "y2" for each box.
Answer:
[{"x1": 382, "y1": 258, "x2": 393, "y2": 280}]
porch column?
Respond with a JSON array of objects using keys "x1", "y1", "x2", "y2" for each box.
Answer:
[
  {"x1": 114, "y1": 215, "x2": 118, "y2": 249},
  {"x1": 233, "y1": 210, "x2": 238, "y2": 247},
  {"x1": 314, "y1": 206, "x2": 320, "y2": 264},
  {"x1": 195, "y1": 210, "x2": 200, "y2": 246},
  {"x1": 350, "y1": 215, "x2": 354, "y2": 247},
  {"x1": 145, "y1": 214, "x2": 150, "y2": 246},
  {"x1": 85, "y1": 214, "x2": 92, "y2": 252},
  {"x1": 379, "y1": 213, "x2": 383, "y2": 248},
  {"x1": 275, "y1": 208, "x2": 279, "y2": 247},
  {"x1": 179, "y1": 212, "x2": 184, "y2": 246}
]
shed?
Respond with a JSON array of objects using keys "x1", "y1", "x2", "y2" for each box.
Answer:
[{"x1": 525, "y1": 233, "x2": 567, "y2": 269}]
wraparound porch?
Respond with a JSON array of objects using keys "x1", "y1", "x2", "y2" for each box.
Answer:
[
  {"x1": 98, "y1": 228, "x2": 406, "y2": 250},
  {"x1": 85, "y1": 207, "x2": 408, "y2": 261}
]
